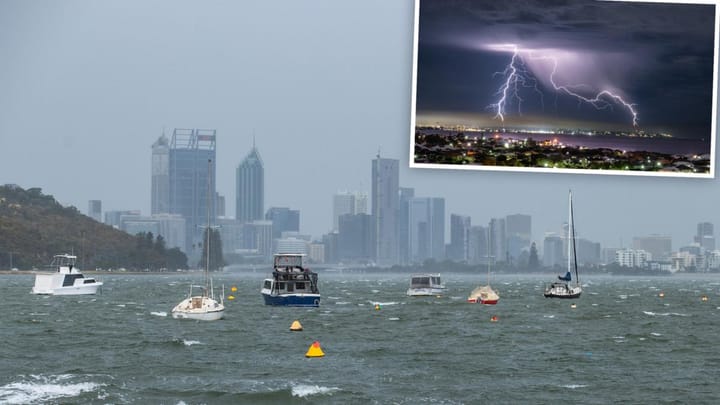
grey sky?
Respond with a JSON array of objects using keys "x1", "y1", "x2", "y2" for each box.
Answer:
[{"x1": 0, "y1": 0, "x2": 718, "y2": 251}]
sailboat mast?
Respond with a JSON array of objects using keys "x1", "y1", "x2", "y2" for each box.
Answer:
[
  {"x1": 569, "y1": 190, "x2": 579, "y2": 285},
  {"x1": 205, "y1": 159, "x2": 212, "y2": 292}
]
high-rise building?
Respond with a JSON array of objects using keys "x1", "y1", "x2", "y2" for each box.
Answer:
[
  {"x1": 151, "y1": 132, "x2": 170, "y2": 215},
  {"x1": 168, "y1": 128, "x2": 216, "y2": 255},
  {"x1": 695, "y1": 222, "x2": 715, "y2": 252},
  {"x1": 398, "y1": 187, "x2": 415, "y2": 265},
  {"x1": 576, "y1": 238, "x2": 601, "y2": 265},
  {"x1": 448, "y1": 214, "x2": 471, "y2": 262},
  {"x1": 468, "y1": 225, "x2": 488, "y2": 265},
  {"x1": 332, "y1": 191, "x2": 368, "y2": 232},
  {"x1": 337, "y1": 213, "x2": 374, "y2": 262},
  {"x1": 489, "y1": 217, "x2": 507, "y2": 263},
  {"x1": 632, "y1": 235, "x2": 671, "y2": 261},
  {"x1": 371, "y1": 156, "x2": 399, "y2": 265},
  {"x1": 88, "y1": 200, "x2": 102, "y2": 222},
  {"x1": 543, "y1": 233, "x2": 564, "y2": 268},
  {"x1": 266, "y1": 207, "x2": 300, "y2": 239},
  {"x1": 505, "y1": 214, "x2": 531, "y2": 260},
  {"x1": 236, "y1": 142, "x2": 264, "y2": 224},
  {"x1": 407, "y1": 197, "x2": 445, "y2": 263},
  {"x1": 617, "y1": 249, "x2": 651, "y2": 268}
]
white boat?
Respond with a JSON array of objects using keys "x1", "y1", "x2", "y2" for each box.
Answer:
[
  {"x1": 406, "y1": 273, "x2": 446, "y2": 296},
  {"x1": 468, "y1": 231, "x2": 499, "y2": 304},
  {"x1": 171, "y1": 159, "x2": 225, "y2": 321},
  {"x1": 544, "y1": 190, "x2": 582, "y2": 299},
  {"x1": 31, "y1": 254, "x2": 103, "y2": 295}
]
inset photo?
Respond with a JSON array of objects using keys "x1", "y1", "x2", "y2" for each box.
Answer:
[{"x1": 410, "y1": 0, "x2": 719, "y2": 177}]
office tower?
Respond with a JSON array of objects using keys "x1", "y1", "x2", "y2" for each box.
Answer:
[
  {"x1": 448, "y1": 214, "x2": 471, "y2": 262},
  {"x1": 151, "y1": 132, "x2": 170, "y2": 215},
  {"x1": 332, "y1": 191, "x2": 368, "y2": 232},
  {"x1": 266, "y1": 207, "x2": 300, "y2": 239},
  {"x1": 337, "y1": 213, "x2": 374, "y2": 261},
  {"x1": 543, "y1": 233, "x2": 564, "y2": 267},
  {"x1": 236, "y1": 142, "x2": 264, "y2": 223},
  {"x1": 488, "y1": 217, "x2": 506, "y2": 263},
  {"x1": 168, "y1": 128, "x2": 216, "y2": 254},
  {"x1": 216, "y1": 193, "x2": 225, "y2": 218},
  {"x1": 88, "y1": 200, "x2": 102, "y2": 222},
  {"x1": 468, "y1": 225, "x2": 488, "y2": 265},
  {"x1": 695, "y1": 222, "x2": 715, "y2": 252},
  {"x1": 104, "y1": 210, "x2": 141, "y2": 228},
  {"x1": 371, "y1": 156, "x2": 399, "y2": 265},
  {"x1": 505, "y1": 213, "x2": 531, "y2": 260},
  {"x1": 632, "y1": 235, "x2": 672, "y2": 261},
  {"x1": 398, "y1": 187, "x2": 415, "y2": 265},
  {"x1": 407, "y1": 197, "x2": 445, "y2": 263}
]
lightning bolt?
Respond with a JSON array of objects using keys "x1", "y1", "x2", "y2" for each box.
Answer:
[{"x1": 489, "y1": 45, "x2": 639, "y2": 127}]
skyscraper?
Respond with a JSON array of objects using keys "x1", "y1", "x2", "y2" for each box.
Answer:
[
  {"x1": 168, "y1": 128, "x2": 216, "y2": 255},
  {"x1": 332, "y1": 191, "x2": 368, "y2": 232},
  {"x1": 695, "y1": 222, "x2": 715, "y2": 252},
  {"x1": 236, "y1": 142, "x2": 264, "y2": 224},
  {"x1": 371, "y1": 156, "x2": 399, "y2": 265},
  {"x1": 398, "y1": 187, "x2": 415, "y2": 265},
  {"x1": 266, "y1": 207, "x2": 300, "y2": 239},
  {"x1": 407, "y1": 197, "x2": 445, "y2": 263},
  {"x1": 88, "y1": 200, "x2": 102, "y2": 222},
  {"x1": 448, "y1": 214, "x2": 471, "y2": 262},
  {"x1": 489, "y1": 217, "x2": 507, "y2": 263},
  {"x1": 151, "y1": 132, "x2": 170, "y2": 215},
  {"x1": 506, "y1": 213, "x2": 531, "y2": 260}
]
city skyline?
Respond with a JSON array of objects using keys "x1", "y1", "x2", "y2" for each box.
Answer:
[{"x1": 1, "y1": 0, "x2": 719, "y2": 253}]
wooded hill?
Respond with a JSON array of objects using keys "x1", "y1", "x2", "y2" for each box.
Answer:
[{"x1": 0, "y1": 185, "x2": 187, "y2": 270}]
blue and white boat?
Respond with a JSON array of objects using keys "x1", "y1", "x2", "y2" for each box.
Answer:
[{"x1": 261, "y1": 254, "x2": 320, "y2": 307}]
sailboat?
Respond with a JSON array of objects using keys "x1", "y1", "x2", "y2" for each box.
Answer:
[
  {"x1": 468, "y1": 229, "x2": 499, "y2": 304},
  {"x1": 544, "y1": 190, "x2": 582, "y2": 299},
  {"x1": 171, "y1": 159, "x2": 225, "y2": 321}
]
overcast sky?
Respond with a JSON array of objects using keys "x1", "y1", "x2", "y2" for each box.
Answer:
[{"x1": 1, "y1": 0, "x2": 719, "y2": 251}]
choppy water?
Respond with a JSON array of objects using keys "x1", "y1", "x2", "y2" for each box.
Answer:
[{"x1": 1, "y1": 272, "x2": 719, "y2": 404}]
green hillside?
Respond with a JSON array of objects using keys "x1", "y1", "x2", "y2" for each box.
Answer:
[{"x1": 0, "y1": 185, "x2": 187, "y2": 270}]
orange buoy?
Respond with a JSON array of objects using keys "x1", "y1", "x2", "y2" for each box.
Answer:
[
  {"x1": 490, "y1": 315, "x2": 498, "y2": 322},
  {"x1": 230, "y1": 286, "x2": 238, "y2": 292},
  {"x1": 290, "y1": 320, "x2": 303, "y2": 331},
  {"x1": 305, "y1": 341, "x2": 325, "y2": 357}
]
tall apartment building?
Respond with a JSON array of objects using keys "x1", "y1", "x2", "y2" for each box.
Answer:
[
  {"x1": 151, "y1": 132, "x2": 170, "y2": 215},
  {"x1": 371, "y1": 156, "x2": 399, "y2": 265}
]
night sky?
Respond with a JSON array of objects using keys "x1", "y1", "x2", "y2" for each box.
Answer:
[{"x1": 415, "y1": 0, "x2": 717, "y2": 139}]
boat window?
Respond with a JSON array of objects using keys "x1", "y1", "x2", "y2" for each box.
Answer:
[
  {"x1": 62, "y1": 274, "x2": 84, "y2": 287},
  {"x1": 83, "y1": 279, "x2": 95, "y2": 284},
  {"x1": 432, "y1": 277, "x2": 440, "y2": 285},
  {"x1": 411, "y1": 277, "x2": 430, "y2": 286},
  {"x1": 296, "y1": 282, "x2": 305, "y2": 290},
  {"x1": 287, "y1": 282, "x2": 294, "y2": 292},
  {"x1": 278, "y1": 282, "x2": 285, "y2": 290},
  {"x1": 263, "y1": 280, "x2": 272, "y2": 289}
]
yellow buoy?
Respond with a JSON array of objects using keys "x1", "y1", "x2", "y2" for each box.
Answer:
[
  {"x1": 702, "y1": 295, "x2": 709, "y2": 302},
  {"x1": 305, "y1": 341, "x2": 325, "y2": 357},
  {"x1": 231, "y1": 286, "x2": 238, "y2": 292},
  {"x1": 490, "y1": 315, "x2": 498, "y2": 322},
  {"x1": 227, "y1": 295, "x2": 235, "y2": 301},
  {"x1": 374, "y1": 304, "x2": 381, "y2": 311},
  {"x1": 290, "y1": 320, "x2": 303, "y2": 331}
]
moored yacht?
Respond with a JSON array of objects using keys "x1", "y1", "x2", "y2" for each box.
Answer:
[
  {"x1": 261, "y1": 254, "x2": 320, "y2": 307},
  {"x1": 31, "y1": 254, "x2": 103, "y2": 295},
  {"x1": 406, "y1": 273, "x2": 446, "y2": 296}
]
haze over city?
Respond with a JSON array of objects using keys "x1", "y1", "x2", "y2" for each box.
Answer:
[{"x1": 1, "y1": 0, "x2": 720, "y2": 252}]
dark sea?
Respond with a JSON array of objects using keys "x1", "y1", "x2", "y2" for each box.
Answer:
[{"x1": 2, "y1": 272, "x2": 719, "y2": 404}]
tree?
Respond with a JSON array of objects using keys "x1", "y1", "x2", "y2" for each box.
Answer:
[
  {"x1": 528, "y1": 242, "x2": 540, "y2": 270},
  {"x1": 199, "y1": 228, "x2": 225, "y2": 271}
]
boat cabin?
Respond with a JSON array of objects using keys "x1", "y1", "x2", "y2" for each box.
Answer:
[{"x1": 410, "y1": 274, "x2": 442, "y2": 289}]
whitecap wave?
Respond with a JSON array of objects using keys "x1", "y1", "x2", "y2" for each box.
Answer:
[
  {"x1": 291, "y1": 384, "x2": 339, "y2": 398},
  {"x1": 643, "y1": 311, "x2": 688, "y2": 317},
  {"x1": 150, "y1": 311, "x2": 167, "y2": 317},
  {"x1": 0, "y1": 375, "x2": 102, "y2": 405},
  {"x1": 650, "y1": 332, "x2": 662, "y2": 337},
  {"x1": 183, "y1": 339, "x2": 202, "y2": 346},
  {"x1": 561, "y1": 384, "x2": 588, "y2": 389},
  {"x1": 369, "y1": 301, "x2": 398, "y2": 306},
  {"x1": 334, "y1": 301, "x2": 350, "y2": 305},
  {"x1": 388, "y1": 317, "x2": 400, "y2": 321}
]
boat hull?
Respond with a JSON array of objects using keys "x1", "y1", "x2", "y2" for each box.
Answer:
[
  {"x1": 406, "y1": 287, "x2": 445, "y2": 296},
  {"x1": 171, "y1": 309, "x2": 225, "y2": 321},
  {"x1": 262, "y1": 293, "x2": 320, "y2": 307},
  {"x1": 544, "y1": 283, "x2": 582, "y2": 299},
  {"x1": 171, "y1": 296, "x2": 225, "y2": 321}
]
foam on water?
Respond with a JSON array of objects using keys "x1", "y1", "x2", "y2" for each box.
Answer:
[
  {"x1": 0, "y1": 375, "x2": 102, "y2": 405},
  {"x1": 291, "y1": 384, "x2": 340, "y2": 398},
  {"x1": 183, "y1": 339, "x2": 202, "y2": 346},
  {"x1": 643, "y1": 311, "x2": 688, "y2": 317},
  {"x1": 369, "y1": 301, "x2": 398, "y2": 306},
  {"x1": 151, "y1": 311, "x2": 167, "y2": 317},
  {"x1": 560, "y1": 384, "x2": 588, "y2": 389},
  {"x1": 388, "y1": 317, "x2": 400, "y2": 321}
]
